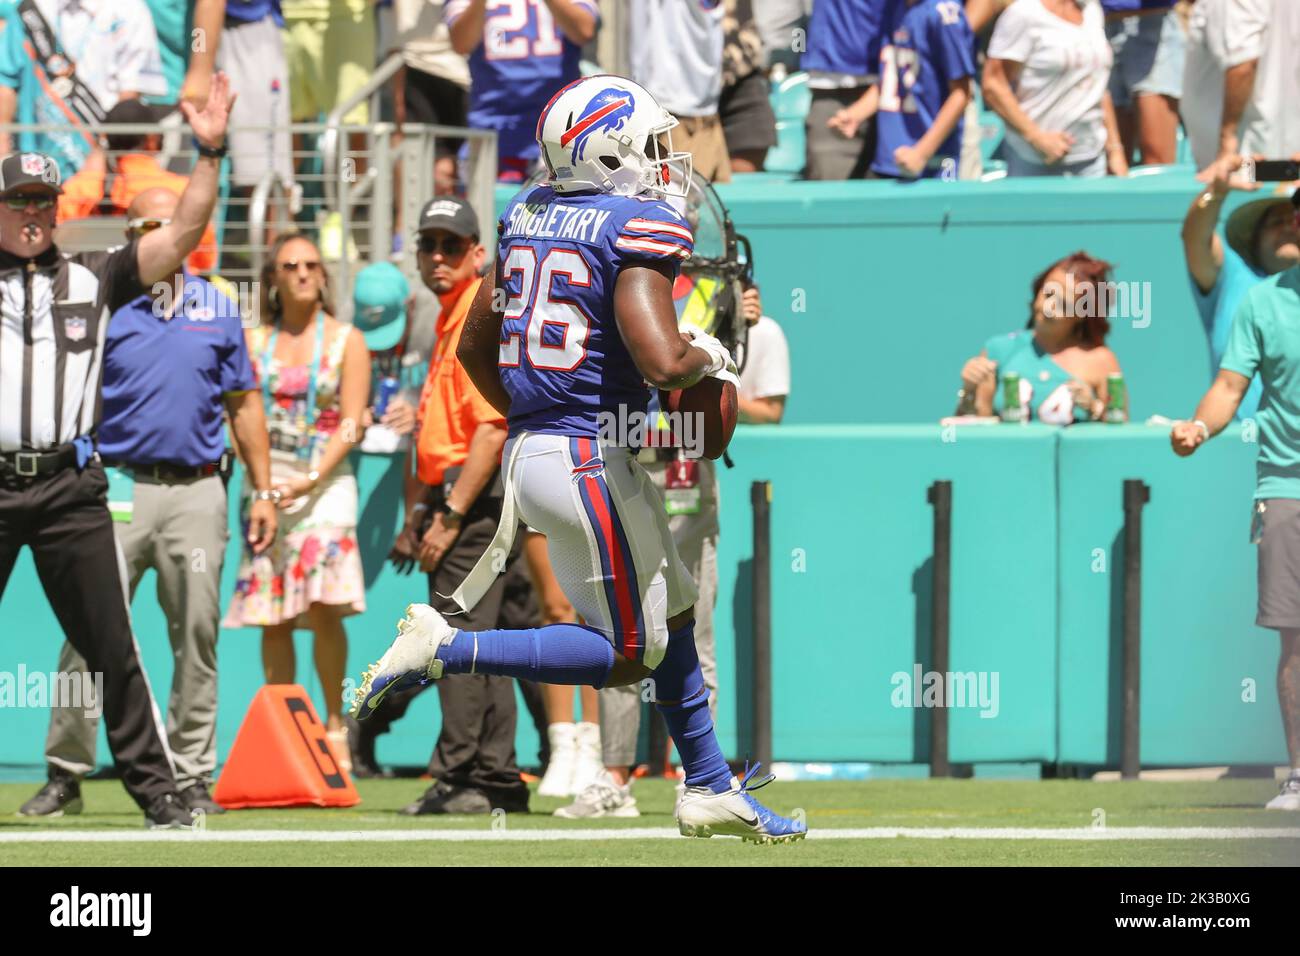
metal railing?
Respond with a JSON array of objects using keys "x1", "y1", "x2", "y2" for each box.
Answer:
[{"x1": 0, "y1": 118, "x2": 499, "y2": 319}]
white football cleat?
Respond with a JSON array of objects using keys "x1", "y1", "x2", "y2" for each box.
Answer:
[
  {"x1": 1265, "y1": 772, "x2": 1300, "y2": 810},
  {"x1": 553, "y1": 769, "x2": 640, "y2": 819},
  {"x1": 570, "y1": 721, "x2": 603, "y2": 795},
  {"x1": 352, "y1": 604, "x2": 456, "y2": 721},
  {"x1": 538, "y1": 723, "x2": 578, "y2": 798},
  {"x1": 676, "y1": 762, "x2": 807, "y2": 844}
]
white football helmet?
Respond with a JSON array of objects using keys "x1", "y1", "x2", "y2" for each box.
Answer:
[{"x1": 535, "y1": 74, "x2": 693, "y2": 198}]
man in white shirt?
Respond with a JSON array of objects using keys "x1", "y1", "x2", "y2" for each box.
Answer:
[
  {"x1": 1183, "y1": 0, "x2": 1300, "y2": 172},
  {"x1": 739, "y1": 285, "x2": 791, "y2": 423}
]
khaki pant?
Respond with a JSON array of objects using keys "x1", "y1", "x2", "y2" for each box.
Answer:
[
  {"x1": 598, "y1": 458, "x2": 719, "y2": 767},
  {"x1": 46, "y1": 473, "x2": 228, "y2": 789},
  {"x1": 672, "y1": 114, "x2": 733, "y2": 184}
]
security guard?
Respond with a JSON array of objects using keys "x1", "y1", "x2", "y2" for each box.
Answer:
[{"x1": 0, "y1": 75, "x2": 235, "y2": 828}]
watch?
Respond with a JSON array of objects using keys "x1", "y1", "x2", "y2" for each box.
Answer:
[
  {"x1": 307, "y1": 469, "x2": 321, "y2": 486},
  {"x1": 444, "y1": 504, "x2": 465, "y2": 523},
  {"x1": 254, "y1": 489, "x2": 282, "y2": 502},
  {"x1": 193, "y1": 137, "x2": 228, "y2": 159}
]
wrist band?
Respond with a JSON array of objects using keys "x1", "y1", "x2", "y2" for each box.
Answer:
[
  {"x1": 1193, "y1": 419, "x2": 1210, "y2": 441},
  {"x1": 193, "y1": 138, "x2": 228, "y2": 159},
  {"x1": 254, "y1": 489, "x2": 282, "y2": 502}
]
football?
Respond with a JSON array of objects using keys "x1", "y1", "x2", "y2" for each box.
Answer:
[{"x1": 661, "y1": 376, "x2": 738, "y2": 460}]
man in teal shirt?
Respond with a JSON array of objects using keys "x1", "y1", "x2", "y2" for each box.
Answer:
[{"x1": 1172, "y1": 189, "x2": 1300, "y2": 811}]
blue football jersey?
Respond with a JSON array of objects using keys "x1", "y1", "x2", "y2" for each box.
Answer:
[
  {"x1": 872, "y1": 0, "x2": 976, "y2": 179},
  {"x1": 445, "y1": 0, "x2": 599, "y2": 162},
  {"x1": 496, "y1": 185, "x2": 695, "y2": 437}
]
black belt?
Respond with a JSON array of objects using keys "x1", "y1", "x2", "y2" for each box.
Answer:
[
  {"x1": 0, "y1": 445, "x2": 78, "y2": 479},
  {"x1": 102, "y1": 458, "x2": 223, "y2": 482}
]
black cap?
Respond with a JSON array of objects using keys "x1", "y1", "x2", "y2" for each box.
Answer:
[
  {"x1": 417, "y1": 196, "x2": 478, "y2": 238},
  {"x1": 0, "y1": 152, "x2": 62, "y2": 196}
]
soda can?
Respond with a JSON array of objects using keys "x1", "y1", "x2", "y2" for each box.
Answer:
[
  {"x1": 1104, "y1": 373, "x2": 1126, "y2": 423},
  {"x1": 1001, "y1": 372, "x2": 1023, "y2": 422},
  {"x1": 373, "y1": 376, "x2": 401, "y2": 418}
]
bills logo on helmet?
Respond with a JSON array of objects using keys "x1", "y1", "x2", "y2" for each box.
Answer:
[{"x1": 559, "y1": 87, "x2": 636, "y2": 161}]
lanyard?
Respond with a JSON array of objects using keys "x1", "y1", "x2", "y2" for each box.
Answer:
[{"x1": 262, "y1": 311, "x2": 325, "y2": 461}]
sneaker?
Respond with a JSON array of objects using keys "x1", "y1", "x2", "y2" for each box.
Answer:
[
  {"x1": 554, "y1": 769, "x2": 640, "y2": 819},
  {"x1": 145, "y1": 793, "x2": 195, "y2": 830},
  {"x1": 1265, "y1": 771, "x2": 1300, "y2": 810},
  {"x1": 537, "y1": 723, "x2": 577, "y2": 797},
  {"x1": 675, "y1": 762, "x2": 807, "y2": 844},
  {"x1": 352, "y1": 604, "x2": 456, "y2": 721},
  {"x1": 18, "y1": 772, "x2": 82, "y2": 818},
  {"x1": 400, "y1": 781, "x2": 492, "y2": 816},
  {"x1": 179, "y1": 783, "x2": 225, "y2": 815},
  {"x1": 570, "y1": 721, "x2": 603, "y2": 795}
]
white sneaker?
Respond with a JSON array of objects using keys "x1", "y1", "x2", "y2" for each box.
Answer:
[
  {"x1": 570, "y1": 721, "x2": 603, "y2": 794},
  {"x1": 553, "y1": 770, "x2": 640, "y2": 819},
  {"x1": 538, "y1": 723, "x2": 578, "y2": 797},
  {"x1": 675, "y1": 763, "x2": 807, "y2": 844},
  {"x1": 352, "y1": 604, "x2": 455, "y2": 721},
  {"x1": 1265, "y1": 772, "x2": 1300, "y2": 810}
]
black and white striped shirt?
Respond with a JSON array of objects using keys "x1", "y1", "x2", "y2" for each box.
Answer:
[{"x1": 0, "y1": 240, "x2": 141, "y2": 453}]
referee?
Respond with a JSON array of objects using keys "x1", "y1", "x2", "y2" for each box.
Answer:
[{"x1": 0, "y1": 75, "x2": 235, "y2": 828}]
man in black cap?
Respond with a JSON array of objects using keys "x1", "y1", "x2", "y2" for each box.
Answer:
[{"x1": 0, "y1": 74, "x2": 236, "y2": 829}]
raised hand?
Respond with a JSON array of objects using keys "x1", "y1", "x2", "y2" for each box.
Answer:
[{"x1": 181, "y1": 70, "x2": 235, "y2": 149}]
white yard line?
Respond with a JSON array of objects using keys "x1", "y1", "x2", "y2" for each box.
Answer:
[{"x1": 0, "y1": 826, "x2": 1296, "y2": 843}]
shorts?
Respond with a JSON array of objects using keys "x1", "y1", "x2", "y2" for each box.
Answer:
[
  {"x1": 720, "y1": 70, "x2": 778, "y2": 155},
  {"x1": 1004, "y1": 148, "x2": 1107, "y2": 178},
  {"x1": 1106, "y1": 10, "x2": 1185, "y2": 108},
  {"x1": 403, "y1": 67, "x2": 468, "y2": 158},
  {"x1": 506, "y1": 432, "x2": 698, "y2": 669},
  {"x1": 217, "y1": 15, "x2": 294, "y2": 188},
  {"x1": 283, "y1": 10, "x2": 376, "y2": 123},
  {"x1": 1255, "y1": 498, "x2": 1300, "y2": 629}
]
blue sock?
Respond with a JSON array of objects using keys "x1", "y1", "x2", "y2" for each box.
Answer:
[
  {"x1": 652, "y1": 621, "x2": 732, "y2": 794},
  {"x1": 435, "y1": 623, "x2": 615, "y2": 687}
]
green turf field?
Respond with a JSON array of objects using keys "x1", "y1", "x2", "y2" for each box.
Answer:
[{"x1": 1, "y1": 778, "x2": 1296, "y2": 866}]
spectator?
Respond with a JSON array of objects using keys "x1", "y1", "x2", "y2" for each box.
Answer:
[
  {"x1": 143, "y1": 0, "x2": 226, "y2": 108},
  {"x1": 217, "y1": 0, "x2": 293, "y2": 260},
  {"x1": 0, "y1": 0, "x2": 168, "y2": 177},
  {"x1": 57, "y1": 100, "x2": 218, "y2": 274},
  {"x1": 831, "y1": 0, "x2": 977, "y2": 180},
  {"x1": 1182, "y1": 0, "x2": 1300, "y2": 173},
  {"x1": 628, "y1": 0, "x2": 732, "y2": 184},
  {"x1": 738, "y1": 284, "x2": 790, "y2": 424},
  {"x1": 956, "y1": 251, "x2": 1126, "y2": 423},
  {"x1": 222, "y1": 232, "x2": 371, "y2": 762},
  {"x1": 983, "y1": 0, "x2": 1128, "y2": 178},
  {"x1": 381, "y1": 195, "x2": 530, "y2": 815},
  {"x1": 21, "y1": 187, "x2": 276, "y2": 821},
  {"x1": 1182, "y1": 155, "x2": 1300, "y2": 421},
  {"x1": 392, "y1": 0, "x2": 469, "y2": 195},
  {"x1": 720, "y1": 0, "x2": 776, "y2": 174},
  {"x1": 1170, "y1": 189, "x2": 1300, "y2": 812},
  {"x1": 1101, "y1": 1, "x2": 1184, "y2": 166},
  {"x1": 282, "y1": 0, "x2": 376, "y2": 124},
  {"x1": 446, "y1": 0, "x2": 598, "y2": 184},
  {"x1": 805, "y1": 0, "x2": 890, "y2": 180},
  {"x1": 529, "y1": 529, "x2": 603, "y2": 799},
  {"x1": 351, "y1": 261, "x2": 424, "y2": 456},
  {"x1": 753, "y1": 0, "x2": 811, "y2": 75}
]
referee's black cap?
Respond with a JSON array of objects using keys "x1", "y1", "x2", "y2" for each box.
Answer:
[{"x1": 0, "y1": 152, "x2": 63, "y2": 196}]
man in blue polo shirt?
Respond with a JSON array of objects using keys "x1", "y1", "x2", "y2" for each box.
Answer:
[{"x1": 20, "y1": 187, "x2": 279, "y2": 819}]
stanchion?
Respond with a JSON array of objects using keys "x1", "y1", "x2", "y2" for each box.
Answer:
[
  {"x1": 927, "y1": 480, "x2": 952, "y2": 778},
  {"x1": 1122, "y1": 479, "x2": 1150, "y2": 780}
]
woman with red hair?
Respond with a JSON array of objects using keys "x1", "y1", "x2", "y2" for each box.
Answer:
[{"x1": 956, "y1": 251, "x2": 1128, "y2": 424}]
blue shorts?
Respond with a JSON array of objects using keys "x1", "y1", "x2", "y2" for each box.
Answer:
[{"x1": 1106, "y1": 10, "x2": 1185, "y2": 107}]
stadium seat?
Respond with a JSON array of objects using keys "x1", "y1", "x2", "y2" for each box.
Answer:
[{"x1": 766, "y1": 71, "x2": 810, "y2": 175}]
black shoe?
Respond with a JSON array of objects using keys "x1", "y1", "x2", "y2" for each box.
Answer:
[
  {"x1": 486, "y1": 788, "x2": 530, "y2": 814},
  {"x1": 145, "y1": 792, "x2": 195, "y2": 830},
  {"x1": 399, "y1": 781, "x2": 492, "y2": 815},
  {"x1": 179, "y1": 783, "x2": 225, "y2": 815},
  {"x1": 18, "y1": 771, "x2": 82, "y2": 818},
  {"x1": 345, "y1": 715, "x2": 388, "y2": 779}
]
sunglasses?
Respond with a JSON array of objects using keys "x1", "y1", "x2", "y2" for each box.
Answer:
[
  {"x1": 417, "y1": 235, "x2": 469, "y2": 257},
  {"x1": 279, "y1": 259, "x2": 323, "y2": 274},
  {"x1": 127, "y1": 217, "x2": 170, "y2": 234},
  {"x1": 3, "y1": 196, "x2": 55, "y2": 211}
]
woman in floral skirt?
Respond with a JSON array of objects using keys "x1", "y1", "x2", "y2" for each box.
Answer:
[{"x1": 224, "y1": 232, "x2": 371, "y2": 758}]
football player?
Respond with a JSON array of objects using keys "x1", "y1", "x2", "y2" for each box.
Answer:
[{"x1": 354, "y1": 75, "x2": 805, "y2": 843}]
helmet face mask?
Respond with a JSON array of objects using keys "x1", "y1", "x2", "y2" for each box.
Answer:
[{"x1": 536, "y1": 75, "x2": 694, "y2": 199}]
